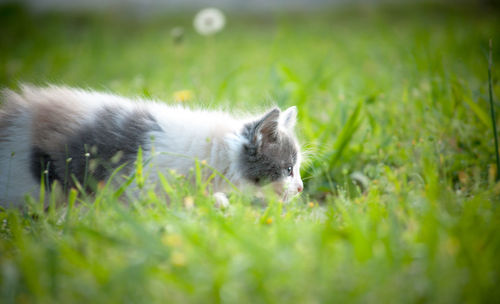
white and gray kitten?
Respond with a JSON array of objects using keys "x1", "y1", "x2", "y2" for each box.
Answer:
[{"x1": 0, "y1": 85, "x2": 303, "y2": 207}]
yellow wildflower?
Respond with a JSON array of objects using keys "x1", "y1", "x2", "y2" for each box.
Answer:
[
  {"x1": 163, "y1": 234, "x2": 182, "y2": 247},
  {"x1": 184, "y1": 196, "x2": 195, "y2": 209},
  {"x1": 97, "y1": 181, "x2": 106, "y2": 190},
  {"x1": 173, "y1": 90, "x2": 193, "y2": 102},
  {"x1": 171, "y1": 251, "x2": 186, "y2": 266}
]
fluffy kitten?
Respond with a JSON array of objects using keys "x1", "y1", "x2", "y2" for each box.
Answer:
[{"x1": 0, "y1": 85, "x2": 303, "y2": 207}]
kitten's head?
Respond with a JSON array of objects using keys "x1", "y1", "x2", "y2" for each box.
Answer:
[{"x1": 239, "y1": 106, "x2": 303, "y2": 201}]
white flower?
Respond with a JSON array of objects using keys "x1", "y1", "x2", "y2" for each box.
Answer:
[
  {"x1": 213, "y1": 192, "x2": 229, "y2": 209},
  {"x1": 193, "y1": 8, "x2": 226, "y2": 36}
]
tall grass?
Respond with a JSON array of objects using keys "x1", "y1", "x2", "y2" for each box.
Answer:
[
  {"x1": 488, "y1": 39, "x2": 500, "y2": 181},
  {"x1": 1, "y1": 3, "x2": 500, "y2": 303}
]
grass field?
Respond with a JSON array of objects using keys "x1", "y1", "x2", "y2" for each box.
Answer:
[{"x1": 1, "y1": 3, "x2": 500, "y2": 303}]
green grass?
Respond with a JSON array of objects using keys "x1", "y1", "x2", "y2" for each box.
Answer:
[{"x1": 1, "y1": 3, "x2": 500, "y2": 303}]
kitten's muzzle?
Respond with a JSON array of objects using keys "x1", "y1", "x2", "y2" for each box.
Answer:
[{"x1": 272, "y1": 178, "x2": 303, "y2": 202}]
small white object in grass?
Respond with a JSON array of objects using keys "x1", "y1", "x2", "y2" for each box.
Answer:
[
  {"x1": 213, "y1": 192, "x2": 229, "y2": 208},
  {"x1": 350, "y1": 171, "x2": 369, "y2": 193},
  {"x1": 193, "y1": 8, "x2": 226, "y2": 36},
  {"x1": 183, "y1": 196, "x2": 195, "y2": 209},
  {"x1": 170, "y1": 26, "x2": 184, "y2": 44}
]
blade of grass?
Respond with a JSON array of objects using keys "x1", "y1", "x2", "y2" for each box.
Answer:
[
  {"x1": 462, "y1": 94, "x2": 490, "y2": 127},
  {"x1": 158, "y1": 172, "x2": 175, "y2": 196},
  {"x1": 327, "y1": 100, "x2": 364, "y2": 171},
  {"x1": 136, "y1": 146, "x2": 144, "y2": 189},
  {"x1": 63, "y1": 188, "x2": 78, "y2": 232},
  {"x1": 488, "y1": 39, "x2": 500, "y2": 182},
  {"x1": 194, "y1": 158, "x2": 202, "y2": 194}
]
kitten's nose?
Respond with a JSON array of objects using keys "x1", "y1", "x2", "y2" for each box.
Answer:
[{"x1": 297, "y1": 184, "x2": 303, "y2": 193}]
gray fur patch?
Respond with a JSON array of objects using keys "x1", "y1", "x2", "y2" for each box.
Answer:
[
  {"x1": 0, "y1": 90, "x2": 24, "y2": 142},
  {"x1": 239, "y1": 111, "x2": 298, "y2": 184},
  {"x1": 30, "y1": 106, "x2": 160, "y2": 191}
]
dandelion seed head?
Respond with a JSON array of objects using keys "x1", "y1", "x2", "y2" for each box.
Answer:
[
  {"x1": 193, "y1": 8, "x2": 226, "y2": 36},
  {"x1": 170, "y1": 26, "x2": 184, "y2": 44}
]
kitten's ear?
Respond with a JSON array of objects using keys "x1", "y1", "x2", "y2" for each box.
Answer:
[
  {"x1": 252, "y1": 107, "x2": 280, "y2": 144},
  {"x1": 281, "y1": 106, "x2": 297, "y2": 130}
]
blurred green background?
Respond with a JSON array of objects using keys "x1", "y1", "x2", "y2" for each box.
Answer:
[{"x1": 1, "y1": 1, "x2": 500, "y2": 303}]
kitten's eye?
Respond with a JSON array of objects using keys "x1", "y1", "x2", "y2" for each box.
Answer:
[{"x1": 287, "y1": 166, "x2": 293, "y2": 177}]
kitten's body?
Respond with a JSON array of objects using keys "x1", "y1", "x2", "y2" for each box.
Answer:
[{"x1": 0, "y1": 85, "x2": 303, "y2": 207}]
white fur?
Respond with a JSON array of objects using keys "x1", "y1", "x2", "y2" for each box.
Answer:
[
  {"x1": 0, "y1": 85, "x2": 302, "y2": 207},
  {"x1": 144, "y1": 103, "x2": 247, "y2": 192}
]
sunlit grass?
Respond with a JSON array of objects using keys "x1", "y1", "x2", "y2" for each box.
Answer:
[{"x1": 1, "y1": 3, "x2": 500, "y2": 303}]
